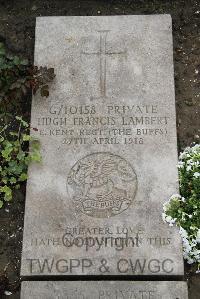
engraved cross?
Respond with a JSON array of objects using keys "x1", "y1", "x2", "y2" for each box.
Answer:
[{"x1": 82, "y1": 30, "x2": 126, "y2": 99}]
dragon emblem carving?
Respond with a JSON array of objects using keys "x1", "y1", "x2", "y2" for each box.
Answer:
[{"x1": 67, "y1": 152, "x2": 137, "y2": 218}]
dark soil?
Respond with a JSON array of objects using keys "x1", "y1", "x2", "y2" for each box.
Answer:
[{"x1": 0, "y1": 1, "x2": 199, "y2": 298}]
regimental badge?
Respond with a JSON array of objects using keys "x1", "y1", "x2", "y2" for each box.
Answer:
[{"x1": 67, "y1": 152, "x2": 137, "y2": 218}]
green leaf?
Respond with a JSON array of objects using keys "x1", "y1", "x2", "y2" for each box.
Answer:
[
  {"x1": 29, "y1": 151, "x2": 41, "y2": 162},
  {"x1": 0, "y1": 185, "x2": 12, "y2": 201},
  {"x1": 19, "y1": 172, "x2": 28, "y2": 181},
  {"x1": 10, "y1": 177, "x2": 17, "y2": 184},
  {"x1": 13, "y1": 140, "x2": 20, "y2": 148},
  {"x1": 30, "y1": 139, "x2": 40, "y2": 150},
  {"x1": 22, "y1": 134, "x2": 31, "y2": 141},
  {"x1": 9, "y1": 132, "x2": 19, "y2": 137},
  {"x1": 13, "y1": 56, "x2": 21, "y2": 65},
  {"x1": 0, "y1": 57, "x2": 6, "y2": 68},
  {"x1": 8, "y1": 160, "x2": 24, "y2": 175},
  {"x1": 15, "y1": 116, "x2": 29, "y2": 127},
  {"x1": 1, "y1": 143, "x2": 13, "y2": 160},
  {"x1": 2, "y1": 177, "x2": 8, "y2": 184},
  {"x1": 17, "y1": 150, "x2": 25, "y2": 160},
  {"x1": 20, "y1": 59, "x2": 29, "y2": 65},
  {"x1": 0, "y1": 200, "x2": 3, "y2": 208}
]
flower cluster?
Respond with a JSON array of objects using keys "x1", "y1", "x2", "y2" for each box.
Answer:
[{"x1": 162, "y1": 144, "x2": 200, "y2": 269}]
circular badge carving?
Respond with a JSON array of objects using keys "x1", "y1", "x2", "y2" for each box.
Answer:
[{"x1": 67, "y1": 152, "x2": 137, "y2": 218}]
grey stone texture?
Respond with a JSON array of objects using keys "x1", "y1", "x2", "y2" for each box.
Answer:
[
  {"x1": 21, "y1": 281, "x2": 188, "y2": 299},
  {"x1": 21, "y1": 15, "x2": 184, "y2": 276}
]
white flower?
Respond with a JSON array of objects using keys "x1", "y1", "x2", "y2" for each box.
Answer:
[
  {"x1": 192, "y1": 250, "x2": 200, "y2": 256},
  {"x1": 192, "y1": 144, "x2": 200, "y2": 151},
  {"x1": 179, "y1": 227, "x2": 188, "y2": 238},
  {"x1": 193, "y1": 172, "x2": 200, "y2": 178},
  {"x1": 164, "y1": 215, "x2": 176, "y2": 226},
  {"x1": 163, "y1": 201, "x2": 172, "y2": 212},
  {"x1": 187, "y1": 257, "x2": 195, "y2": 264},
  {"x1": 183, "y1": 243, "x2": 192, "y2": 254},
  {"x1": 162, "y1": 213, "x2": 167, "y2": 222},
  {"x1": 180, "y1": 229, "x2": 200, "y2": 265},
  {"x1": 196, "y1": 229, "x2": 200, "y2": 243},
  {"x1": 165, "y1": 215, "x2": 173, "y2": 223},
  {"x1": 162, "y1": 143, "x2": 200, "y2": 265},
  {"x1": 191, "y1": 226, "x2": 196, "y2": 231},
  {"x1": 170, "y1": 194, "x2": 181, "y2": 200},
  {"x1": 177, "y1": 161, "x2": 184, "y2": 168},
  {"x1": 181, "y1": 197, "x2": 186, "y2": 202},
  {"x1": 4, "y1": 291, "x2": 12, "y2": 296},
  {"x1": 188, "y1": 160, "x2": 195, "y2": 166},
  {"x1": 179, "y1": 151, "x2": 187, "y2": 160},
  {"x1": 191, "y1": 240, "x2": 197, "y2": 247}
]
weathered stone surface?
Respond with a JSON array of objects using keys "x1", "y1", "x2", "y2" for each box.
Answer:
[
  {"x1": 21, "y1": 281, "x2": 188, "y2": 298},
  {"x1": 21, "y1": 15, "x2": 184, "y2": 276}
]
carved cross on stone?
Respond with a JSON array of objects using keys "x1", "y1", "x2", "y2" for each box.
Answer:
[{"x1": 82, "y1": 30, "x2": 126, "y2": 99}]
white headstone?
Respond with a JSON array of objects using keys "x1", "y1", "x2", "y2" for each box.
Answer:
[{"x1": 21, "y1": 15, "x2": 184, "y2": 276}]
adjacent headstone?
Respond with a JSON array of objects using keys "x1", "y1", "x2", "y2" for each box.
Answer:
[
  {"x1": 21, "y1": 281, "x2": 188, "y2": 298},
  {"x1": 21, "y1": 15, "x2": 184, "y2": 276}
]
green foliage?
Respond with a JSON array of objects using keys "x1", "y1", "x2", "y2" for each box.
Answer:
[
  {"x1": 0, "y1": 117, "x2": 41, "y2": 208},
  {"x1": 162, "y1": 144, "x2": 200, "y2": 267},
  {"x1": 0, "y1": 43, "x2": 55, "y2": 208},
  {"x1": 0, "y1": 42, "x2": 55, "y2": 118}
]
